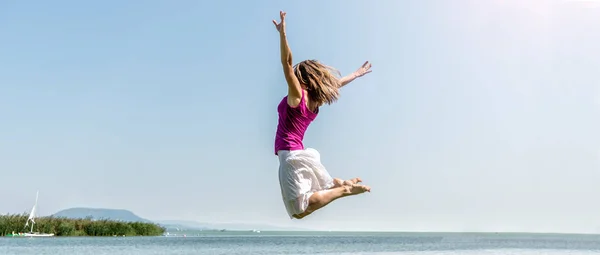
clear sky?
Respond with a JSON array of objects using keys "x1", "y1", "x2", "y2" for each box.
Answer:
[{"x1": 1, "y1": 0, "x2": 599, "y2": 233}]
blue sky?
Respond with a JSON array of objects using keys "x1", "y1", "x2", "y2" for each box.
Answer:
[{"x1": 1, "y1": 0, "x2": 599, "y2": 232}]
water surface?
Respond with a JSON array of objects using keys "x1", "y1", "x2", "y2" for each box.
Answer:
[{"x1": 3, "y1": 231, "x2": 600, "y2": 255}]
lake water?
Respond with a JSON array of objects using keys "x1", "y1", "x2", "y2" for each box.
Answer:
[{"x1": 3, "y1": 231, "x2": 600, "y2": 255}]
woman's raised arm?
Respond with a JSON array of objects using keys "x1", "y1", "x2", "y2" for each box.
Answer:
[{"x1": 273, "y1": 11, "x2": 302, "y2": 101}]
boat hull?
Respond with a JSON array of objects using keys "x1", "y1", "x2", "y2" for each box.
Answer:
[
  {"x1": 24, "y1": 233, "x2": 54, "y2": 237},
  {"x1": 6, "y1": 232, "x2": 54, "y2": 237}
]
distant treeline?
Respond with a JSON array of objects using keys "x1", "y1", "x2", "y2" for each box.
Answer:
[{"x1": 0, "y1": 213, "x2": 165, "y2": 237}]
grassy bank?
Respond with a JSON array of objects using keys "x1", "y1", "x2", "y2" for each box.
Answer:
[{"x1": 0, "y1": 213, "x2": 165, "y2": 237}]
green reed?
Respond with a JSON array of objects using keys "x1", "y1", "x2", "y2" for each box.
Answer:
[{"x1": 0, "y1": 213, "x2": 165, "y2": 237}]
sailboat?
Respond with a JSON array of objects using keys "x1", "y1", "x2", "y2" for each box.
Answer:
[{"x1": 22, "y1": 191, "x2": 54, "y2": 237}]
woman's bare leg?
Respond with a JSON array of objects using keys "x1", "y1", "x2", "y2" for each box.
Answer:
[{"x1": 292, "y1": 184, "x2": 370, "y2": 219}]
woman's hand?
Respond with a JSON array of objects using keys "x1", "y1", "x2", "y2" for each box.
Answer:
[
  {"x1": 339, "y1": 61, "x2": 373, "y2": 87},
  {"x1": 272, "y1": 11, "x2": 286, "y2": 33},
  {"x1": 354, "y1": 61, "x2": 372, "y2": 77}
]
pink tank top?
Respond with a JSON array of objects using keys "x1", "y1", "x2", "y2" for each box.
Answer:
[{"x1": 274, "y1": 90, "x2": 318, "y2": 155}]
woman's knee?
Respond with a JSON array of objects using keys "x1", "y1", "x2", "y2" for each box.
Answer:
[
  {"x1": 293, "y1": 211, "x2": 310, "y2": 219},
  {"x1": 293, "y1": 191, "x2": 327, "y2": 219},
  {"x1": 294, "y1": 199, "x2": 319, "y2": 219}
]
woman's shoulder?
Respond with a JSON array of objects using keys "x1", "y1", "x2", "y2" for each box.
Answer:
[{"x1": 286, "y1": 89, "x2": 306, "y2": 108}]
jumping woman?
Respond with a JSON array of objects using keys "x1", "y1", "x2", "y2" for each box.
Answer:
[{"x1": 272, "y1": 11, "x2": 373, "y2": 220}]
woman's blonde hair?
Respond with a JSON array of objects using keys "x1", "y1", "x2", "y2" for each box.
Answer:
[{"x1": 293, "y1": 59, "x2": 341, "y2": 106}]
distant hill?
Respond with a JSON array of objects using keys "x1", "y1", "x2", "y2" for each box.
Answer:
[{"x1": 53, "y1": 208, "x2": 153, "y2": 223}]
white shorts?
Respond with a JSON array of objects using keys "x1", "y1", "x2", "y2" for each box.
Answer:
[{"x1": 277, "y1": 148, "x2": 334, "y2": 219}]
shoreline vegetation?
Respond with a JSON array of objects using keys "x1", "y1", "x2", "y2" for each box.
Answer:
[{"x1": 1, "y1": 213, "x2": 165, "y2": 237}]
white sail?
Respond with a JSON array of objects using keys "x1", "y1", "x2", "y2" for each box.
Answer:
[
  {"x1": 25, "y1": 191, "x2": 39, "y2": 228},
  {"x1": 20, "y1": 191, "x2": 54, "y2": 237}
]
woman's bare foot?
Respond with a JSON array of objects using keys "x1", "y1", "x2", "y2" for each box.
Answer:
[
  {"x1": 345, "y1": 184, "x2": 371, "y2": 196},
  {"x1": 333, "y1": 177, "x2": 362, "y2": 188},
  {"x1": 343, "y1": 177, "x2": 362, "y2": 186},
  {"x1": 332, "y1": 178, "x2": 345, "y2": 188}
]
